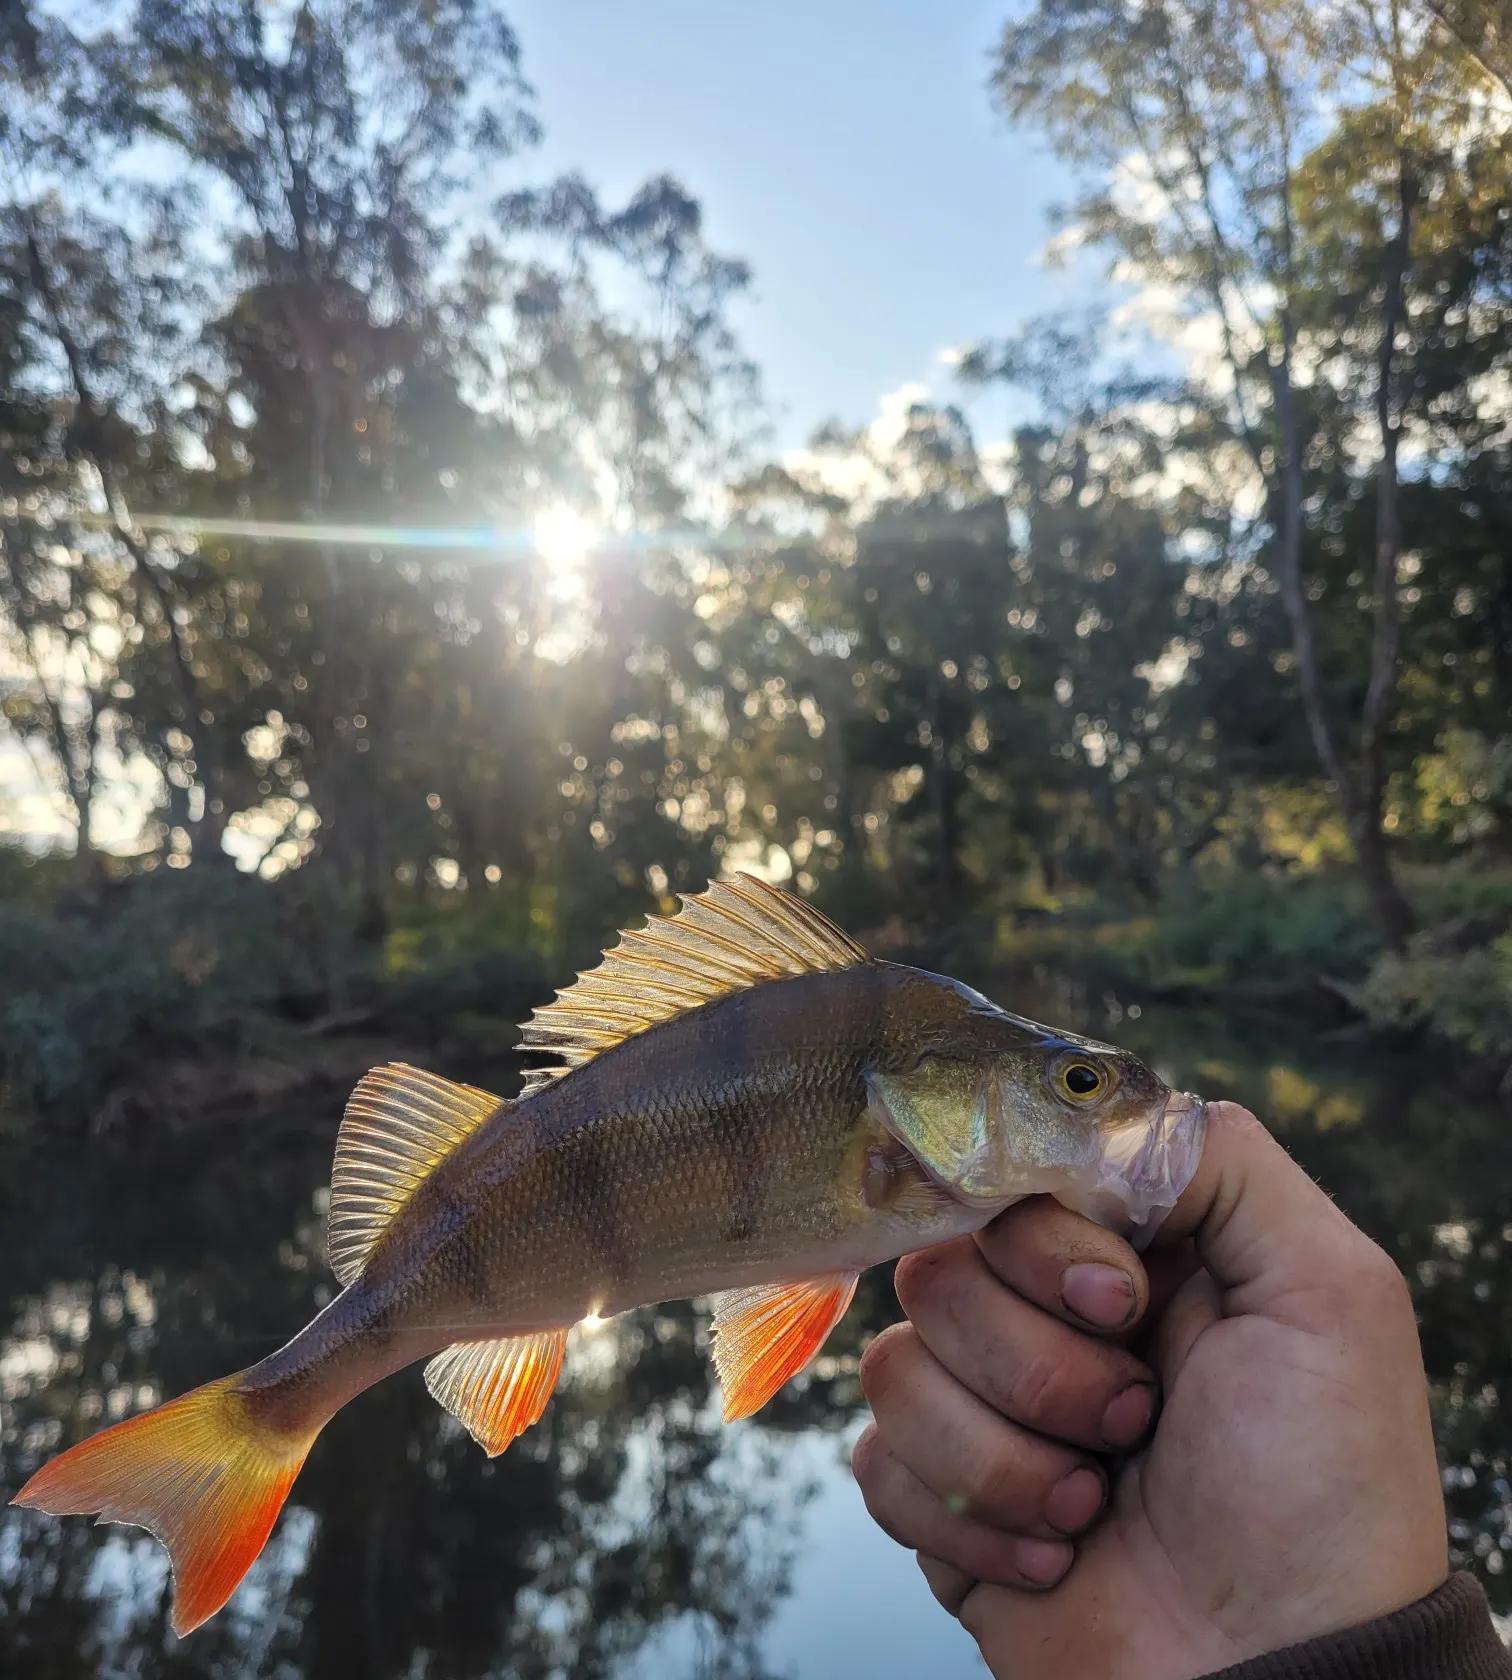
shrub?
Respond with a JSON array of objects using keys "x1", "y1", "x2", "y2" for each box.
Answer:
[
  {"x1": 1111, "y1": 872, "x2": 1380, "y2": 989},
  {"x1": 0, "y1": 868, "x2": 317, "y2": 1121},
  {"x1": 1357, "y1": 937, "x2": 1512, "y2": 1064}
]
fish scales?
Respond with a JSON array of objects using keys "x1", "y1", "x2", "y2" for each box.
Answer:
[
  {"x1": 12, "y1": 875, "x2": 1207, "y2": 1636},
  {"x1": 359, "y1": 965, "x2": 959, "y2": 1337}
]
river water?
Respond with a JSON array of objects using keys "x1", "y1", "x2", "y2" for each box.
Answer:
[{"x1": 1, "y1": 978, "x2": 1508, "y2": 1678}]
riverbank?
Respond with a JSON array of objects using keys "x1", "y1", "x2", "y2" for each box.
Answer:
[
  {"x1": 972, "y1": 866, "x2": 1512, "y2": 1096},
  {"x1": 2, "y1": 858, "x2": 1509, "y2": 1148}
]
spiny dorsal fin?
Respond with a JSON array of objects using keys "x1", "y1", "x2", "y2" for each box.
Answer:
[
  {"x1": 517, "y1": 873, "x2": 869, "y2": 1096},
  {"x1": 328, "y1": 1063, "x2": 503, "y2": 1286},
  {"x1": 424, "y1": 1330, "x2": 566, "y2": 1456}
]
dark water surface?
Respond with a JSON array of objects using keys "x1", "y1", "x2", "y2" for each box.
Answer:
[{"x1": 2, "y1": 980, "x2": 1510, "y2": 1678}]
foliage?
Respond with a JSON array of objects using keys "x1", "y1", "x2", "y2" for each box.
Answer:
[
  {"x1": 1088, "y1": 870, "x2": 1381, "y2": 990},
  {"x1": 378, "y1": 898, "x2": 549, "y2": 1040},
  {"x1": 0, "y1": 866, "x2": 316, "y2": 1118},
  {"x1": 1357, "y1": 936, "x2": 1512, "y2": 1063},
  {"x1": 1, "y1": 0, "x2": 1511, "y2": 1112}
]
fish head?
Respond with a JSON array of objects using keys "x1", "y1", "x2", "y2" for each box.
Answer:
[{"x1": 867, "y1": 971, "x2": 1205, "y2": 1249}]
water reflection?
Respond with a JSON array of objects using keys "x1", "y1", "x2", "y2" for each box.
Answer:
[
  {"x1": 0, "y1": 1107, "x2": 817, "y2": 1679},
  {"x1": 0, "y1": 984, "x2": 1508, "y2": 1677}
]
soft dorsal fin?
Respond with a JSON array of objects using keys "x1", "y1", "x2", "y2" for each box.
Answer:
[
  {"x1": 517, "y1": 873, "x2": 869, "y2": 1096},
  {"x1": 328, "y1": 1063, "x2": 504, "y2": 1285}
]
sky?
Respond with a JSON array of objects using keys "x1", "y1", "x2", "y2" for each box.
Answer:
[
  {"x1": 505, "y1": 0, "x2": 1087, "y2": 453},
  {"x1": 3, "y1": 0, "x2": 1105, "y2": 855}
]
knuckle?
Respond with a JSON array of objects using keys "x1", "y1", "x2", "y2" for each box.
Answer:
[
  {"x1": 850, "y1": 1424, "x2": 886, "y2": 1488},
  {"x1": 854, "y1": 1464, "x2": 913, "y2": 1547},
  {"x1": 858, "y1": 1322, "x2": 915, "y2": 1403},
  {"x1": 1346, "y1": 1237, "x2": 1413, "y2": 1316},
  {"x1": 957, "y1": 1582, "x2": 999, "y2": 1638},
  {"x1": 894, "y1": 1245, "x2": 954, "y2": 1317},
  {"x1": 1002, "y1": 1350, "x2": 1066, "y2": 1423},
  {"x1": 918, "y1": 1553, "x2": 971, "y2": 1617}
]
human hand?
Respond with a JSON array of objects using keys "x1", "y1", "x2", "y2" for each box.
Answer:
[{"x1": 851, "y1": 1102, "x2": 1448, "y2": 1680}]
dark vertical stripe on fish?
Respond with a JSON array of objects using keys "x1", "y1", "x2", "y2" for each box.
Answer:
[
  {"x1": 563, "y1": 1122, "x2": 633, "y2": 1304},
  {"x1": 718, "y1": 1091, "x2": 769, "y2": 1248}
]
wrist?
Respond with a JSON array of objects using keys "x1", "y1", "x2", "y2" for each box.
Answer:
[{"x1": 1196, "y1": 1575, "x2": 1511, "y2": 1680}]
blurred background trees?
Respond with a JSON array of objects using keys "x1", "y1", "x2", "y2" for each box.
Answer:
[
  {"x1": 3, "y1": 0, "x2": 1512, "y2": 1126},
  {"x1": 5, "y1": 9, "x2": 1512, "y2": 1667}
]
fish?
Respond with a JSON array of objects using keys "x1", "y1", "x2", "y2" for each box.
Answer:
[{"x1": 11, "y1": 874, "x2": 1206, "y2": 1635}]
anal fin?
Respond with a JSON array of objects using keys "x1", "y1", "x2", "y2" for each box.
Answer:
[
  {"x1": 710, "y1": 1272, "x2": 859, "y2": 1422},
  {"x1": 424, "y1": 1330, "x2": 566, "y2": 1457}
]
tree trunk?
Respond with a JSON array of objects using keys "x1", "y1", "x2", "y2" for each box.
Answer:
[
  {"x1": 1268, "y1": 348, "x2": 1413, "y2": 948},
  {"x1": 1354, "y1": 156, "x2": 1417, "y2": 952},
  {"x1": 924, "y1": 672, "x2": 957, "y2": 919},
  {"x1": 1269, "y1": 357, "x2": 1351, "y2": 799},
  {"x1": 20, "y1": 218, "x2": 228, "y2": 862}
]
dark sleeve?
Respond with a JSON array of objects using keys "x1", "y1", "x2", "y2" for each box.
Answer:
[{"x1": 1200, "y1": 1575, "x2": 1512, "y2": 1680}]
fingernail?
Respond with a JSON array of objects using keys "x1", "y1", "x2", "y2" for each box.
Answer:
[
  {"x1": 1045, "y1": 1466, "x2": 1105, "y2": 1536},
  {"x1": 1013, "y1": 1536, "x2": 1074, "y2": 1587},
  {"x1": 1060, "y1": 1263, "x2": 1137, "y2": 1330},
  {"x1": 1101, "y1": 1380, "x2": 1157, "y2": 1450}
]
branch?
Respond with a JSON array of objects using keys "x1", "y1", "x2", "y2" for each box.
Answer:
[
  {"x1": 20, "y1": 223, "x2": 200, "y2": 731},
  {"x1": 1424, "y1": 0, "x2": 1512, "y2": 103},
  {"x1": 1112, "y1": 88, "x2": 1270, "y2": 477}
]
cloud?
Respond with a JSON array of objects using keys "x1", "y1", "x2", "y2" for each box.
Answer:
[{"x1": 779, "y1": 381, "x2": 940, "y2": 513}]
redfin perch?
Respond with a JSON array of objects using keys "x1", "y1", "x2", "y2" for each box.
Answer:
[{"x1": 13, "y1": 875, "x2": 1205, "y2": 1633}]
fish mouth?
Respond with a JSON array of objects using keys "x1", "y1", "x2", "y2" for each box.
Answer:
[
  {"x1": 1120, "y1": 1090, "x2": 1207, "y2": 1249},
  {"x1": 1058, "y1": 1090, "x2": 1207, "y2": 1251}
]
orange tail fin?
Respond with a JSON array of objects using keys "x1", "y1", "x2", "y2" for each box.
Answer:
[{"x1": 11, "y1": 1373, "x2": 317, "y2": 1635}]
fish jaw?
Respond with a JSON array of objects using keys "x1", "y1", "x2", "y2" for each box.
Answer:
[
  {"x1": 846, "y1": 1089, "x2": 1206, "y2": 1263},
  {"x1": 1048, "y1": 1089, "x2": 1206, "y2": 1250}
]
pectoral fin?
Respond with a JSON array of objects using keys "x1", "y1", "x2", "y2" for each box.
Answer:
[
  {"x1": 424, "y1": 1330, "x2": 567, "y2": 1457},
  {"x1": 709, "y1": 1272, "x2": 859, "y2": 1422}
]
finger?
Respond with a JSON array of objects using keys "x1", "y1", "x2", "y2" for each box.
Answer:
[
  {"x1": 1148, "y1": 1264, "x2": 1222, "y2": 1378},
  {"x1": 916, "y1": 1552, "x2": 977, "y2": 1616},
  {"x1": 893, "y1": 1240, "x2": 1157, "y2": 1452},
  {"x1": 852, "y1": 1427, "x2": 1077, "y2": 1589},
  {"x1": 859, "y1": 1322, "x2": 1110, "y2": 1529},
  {"x1": 1131, "y1": 1239, "x2": 1204, "y2": 1363},
  {"x1": 1143, "y1": 1238, "x2": 1202, "y2": 1321},
  {"x1": 974, "y1": 1195, "x2": 1151, "y2": 1335},
  {"x1": 1154, "y1": 1101, "x2": 1398, "y2": 1334}
]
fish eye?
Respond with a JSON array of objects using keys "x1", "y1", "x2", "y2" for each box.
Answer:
[{"x1": 1056, "y1": 1060, "x2": 1108, "y2": 1102}]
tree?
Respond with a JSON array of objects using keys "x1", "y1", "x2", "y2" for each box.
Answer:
[
  {"x1": 0, "y1": 6, "x2": 217, "y2": 863},
  {"x1": 990, "y1": 0, "x2": 1445, "y2": 944}
]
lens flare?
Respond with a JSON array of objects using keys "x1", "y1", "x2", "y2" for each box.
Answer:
[
  {"x1": 533, "y1": 507, "x2": 599, "y2": 568},
  {"x1": 40, "y1": 508, "x2": 977, "y2": 561}
]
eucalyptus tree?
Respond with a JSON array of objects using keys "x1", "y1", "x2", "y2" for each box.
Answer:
[
  {"x1": 0, "y1": 4, "x2": 212, "y2": 863},
  {"x1": 990, "y1": 0, "x2": 1446, "y2": 942},
  {"x1": 105, "y1": 2, "x2": 757, "y2": 957},
  {"x1": 110, "y1": 0, "x2": 541, "y2": 907},
  {"x1": 494, "y1": 172, "x2": 760, "y2": 522}
]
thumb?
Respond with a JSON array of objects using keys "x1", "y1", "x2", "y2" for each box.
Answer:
[{"x1": 1155, "y1": 1101, "x2": 1378, "y2": 1328}]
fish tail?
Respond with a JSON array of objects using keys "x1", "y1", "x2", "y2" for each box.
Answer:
[{"x1": 12, "y1": 1370, "x2": 319, "y2": 1635}]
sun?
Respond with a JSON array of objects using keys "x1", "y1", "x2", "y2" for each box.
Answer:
[{"x1": 533, "y1": 505, "x2": 599, "y2": 568}]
